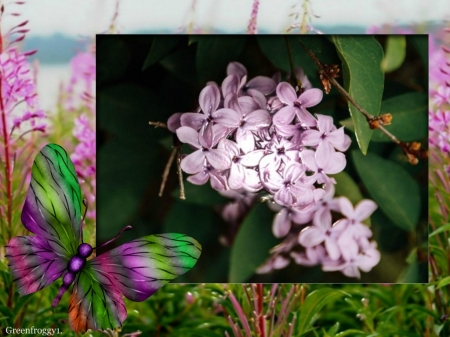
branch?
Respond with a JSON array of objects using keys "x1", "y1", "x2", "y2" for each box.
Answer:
[{"x1": 299, "y1": 41, "x2": 427, "y2": 165}]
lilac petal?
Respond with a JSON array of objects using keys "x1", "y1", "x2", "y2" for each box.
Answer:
[
  {"x1": 180, "y1": 151, "x2": 205, "y2": 174},
  {"x1": 228, "y1": 163, "x2": 245, "y2": 190},
  {"x1": 199, "y1": 85, "x2": 220, "y2": 115},
  {"x1": 354, "y1": 200, "x2": 378, "y2": 221},
  {"x1": 187, "y1": 171, "x2": 209, "y2": 185},
  {"x1": 246, "y1": 76, "x2": 276, "y2": 95},
  {"x1": 275, "y1": 124, "x2": 299, "y2": 138},
  {"x1": 209, "y1": 171, "x2": 228, "y2": 191},
  {"x1": 243, "y1": 168, "x2": 263, "y2": 192},
  {"x1": 335, "y1": 134, "x2": 351, "y2": 152},
  {"x1": 240, "y1": 149, "x2": 264, "y2": 166},
  {"x1": 206, "y1": 148, "x2": 231, "y2": 170},
  {"x1": 291, "y1": 209, "x2": 313, "y2": 224},
  {"x1": 324, "y1": 151, "x2": 346, "y2": 174},
  {"x1": 276, "y1": 82, "x2": 297, "y2": 105},
  {"x1": 292, "y1": 186, "x2": 314, "y2": 206},
  {"x1": 315, "y1": 141, "x2": 333, "y2": 169},
  {"x1": 339, "y1": 235, "x2": 359, "y2": 262},
  {"x1": 272, "y1": 208, "x2": 291, "y2": 238},
  {"x1": 326, "y1": 126, "x2": 345, "y2": 147},
  {"x1": 273, "y1": 256, "x2": 290, "y2": 269},
  {"x1": 316, "y1": 114, "x2": 334, "y2": 132},
  {"x1": 224, "y1": 93, "x2": 242, "y2": 116},
  {"x1": 176, "y1": 126, "x2": 201, "y2": 148},
  {"x1": 235, "y1": 128, "x2": 255, "y2": 153},
  {"x1": 300, "y1": 149, "x2": 318, "y2": 171},
  {"x1": 298, "y1": 226, "x2": 326, "y2": 247},
  {"x1": 247, "y1": 89, "x2": 266, "y2": 108},
  {"x1": 218, "y1": 138, "x2": 239, "y2": 157},
  {"x1": 296, "y1": 108, "x2": 318, "y2": 127},
  {"x1": 338, "y1": 197, "x2": 354, "y2": 219},
  {"x1": 298, "y1": 88, "x2": 323, "y2": 107},
  {"x1": 301, "y1": 129, "x2": 321, "y2": 146},
  {"x1": 313, "y1": 207, "x2": 332, "y2": 229},
  {"x1": 325, "y1": 237, "x2": 341, "y2": 260},
  {"x1": 222, "y1": 74, "x2": 240, "y2": 97},
  {"x1": 354, "y1": 224, "x2": 373, "y2": 238},
  {"x1": 273, "y1": 106, "x2": 296, "y2": 126},
  {"x1": 358, "y1": 245, "x2": 380, "y2": 272},
  {"x1": 343, "y1": 265, "x2": 361, "y2": 279},
  {"x1": 274, "y1": 188, "x2": 294, "y2": 206},
  {"x1": 244, "y1": 109, "x2": 271, "y2": 130},
  {"x1": 212, "y1": 108, "x2": 240, "y2": 127},
  {"x1": 167, "y1": 112, "x2": 182, "y2": 132},
  {"x1": 199, "y1": 123, "x2": 213, "y2": 148},
  {"x1": 180, "y1": 112, "x2": 206, "y2": 130},
  {"x1": 238, "y1": 96, "x2": 260, "y2": 114},
  {"x1": 227, "y1": 61, "x2": 247, "y2": 78},
  {"x1": 211, "y1": 124, "x2": 229, "y2": 147},
  {"x1": 285, "y1": 162, "x2": 305, "y2": 182}
]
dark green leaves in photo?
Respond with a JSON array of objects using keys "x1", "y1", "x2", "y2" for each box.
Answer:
[
  {"x1": 332, "y1": 36, "x2": 384, "y2": 155},
  {"x1": 229, "y1": 203, "x2": 278, "y2": 282},
  {"x1": 382, "y1": 36, "x2": 406, "y2": 72},
  {"x1": 352, "y1": 150, "x2": 420, "y2": 231}
]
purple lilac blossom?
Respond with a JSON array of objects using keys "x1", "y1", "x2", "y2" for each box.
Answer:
[{"x1": 167, "y1": 61, "x2": 380, "y2": 278}]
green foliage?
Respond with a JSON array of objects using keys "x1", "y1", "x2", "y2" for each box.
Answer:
[
  {"x1": 331, "y1": 36, "x2": 384, "y2": 155},
  {"x1": 382, "y1": 36, "x2": 407, "y2": 72},
  {"x1": 229, "y1": 203, "x2": 278, "y2": 282},
  {"x1": 352, "y1": 150, "x2": 421, "y2": 232}
]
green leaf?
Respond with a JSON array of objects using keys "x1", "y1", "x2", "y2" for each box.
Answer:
[
  {"x1": 373, "y1": 92, "x2": 427, "y2": 142},
  {"x1": 333, "y1": 171, "x2": 363, "y2": 205},
  {"x1": 396, "y1": 261, "x2": 419, "y2": 283},
  {"x1": 430, "y1": 223, "x2": 450, "y2": 237},
  {"x1": 437, "y1": 276, "x2": 450, "y2": 289},
  {"x1": 352, "y1": 151, "x2": 420, "y2": 231},
  {"x1": 297, "y1": 288, "x2": 348, "y2": 334},
  {"x1": 229, "y1": 203, "x2": 278, "y2": 282},
  {"x1": 382, "y1": 36, "x2": 406, "y2": 72},
  {"x1": 195, "y1": 36, "x2": 246, "y2": 85},
  {"x1": 331, "y1": 36, "x2": 384, "y2": 155},
  {"x1": 142, "y1": 36, "x2": 181, "y2": 70}
]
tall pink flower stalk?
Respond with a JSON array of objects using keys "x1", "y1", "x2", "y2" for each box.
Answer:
[
  {"x1": 0, "y1": 5, "x2": 46, "y2": 242},
  {"x1": 247, "y1": 0, "x2": 260, "y2": 34},
  {"x1": 66, "y1": 46, "x2": 96, "y2": 220}
]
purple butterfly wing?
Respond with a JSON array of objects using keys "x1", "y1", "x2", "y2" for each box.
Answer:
[
  {"x1": 5, "y1": 236, "x2": 68, "y2": 295},
  {"x1": 89, "y1": 233, "x2": 202, "y2": 301}
]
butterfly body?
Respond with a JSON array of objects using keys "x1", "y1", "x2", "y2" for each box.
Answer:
[
  {"x1": 5, "y1": 144, "x2": 201, "y2": 332},
  {"x1": 52, "y1": 243, "x2": 93, "y2": 307}
]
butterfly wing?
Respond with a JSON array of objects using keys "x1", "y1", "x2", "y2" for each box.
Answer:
[
  {"x1": 5, "y1": 143, "x2": 82, "y2": 295},
  {"x1": 67, "y1": 234, "x2": 201, "y2": 332},
  {"x1": 5, "y1": 236, "x2": 69, "y2": 295},
  {"x1": 20, "y1": 143, "x2": 82, "y2": 256},
  {"x1": 90, "y1": 233, "x2": 202, "y2": 301},
  {"x1": 68, "y1": 265, "x2": 127, "y2": 332}
]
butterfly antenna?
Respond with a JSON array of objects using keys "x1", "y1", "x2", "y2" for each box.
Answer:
[
  {"x1": 81, "y1": 198, "x2": 89, "y2": 243},
  {"x1": 93, "y1": 225, "x2": 132, "y2": 251}
]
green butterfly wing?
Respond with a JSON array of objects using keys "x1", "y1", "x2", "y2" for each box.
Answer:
[{"x1": 21, "y1": 143, "x2": 82, "y2": 257}]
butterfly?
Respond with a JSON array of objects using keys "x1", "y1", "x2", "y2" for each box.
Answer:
[{"x1": 5, "y1": 143, "x2": 202, "y2": 332}]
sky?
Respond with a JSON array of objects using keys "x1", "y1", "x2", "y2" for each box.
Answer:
[{"x1": 2, "y1": 0, "x2": 450, "y2": 37}]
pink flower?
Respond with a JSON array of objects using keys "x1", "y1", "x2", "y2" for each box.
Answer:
[{"x1": 272, "y1": 82, "x2": 322, "y2": 126}]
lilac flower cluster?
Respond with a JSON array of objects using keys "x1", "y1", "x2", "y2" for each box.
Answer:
[
  {"x1": 257, "y1": 184, "x2": 380, "y2": 279},
  {"x1": 429, "y1": 32, "x2": 450, "y2": 154},
  {"x1": 167, "y1": 62, "x2": 380, "y2": 278}
]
